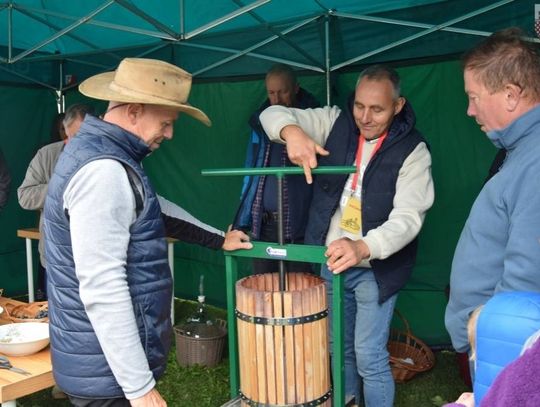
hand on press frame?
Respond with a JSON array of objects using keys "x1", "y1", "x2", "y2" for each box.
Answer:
[
  {"x1": 325, "y1": 237, "x2": 370, "y2": 274},
  {"x1": 130, "y1": 388, "x2": 167, "y2": 407},
  {"x1": 280, "y1": 125, "x2": 329, "y2": 185},
  {"x1": 222, "y1": 226, "x2": 252, "y2": 251}
]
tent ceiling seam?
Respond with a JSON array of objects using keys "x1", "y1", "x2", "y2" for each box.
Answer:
[
  {"x1": 61, "y1": 57, "x2": 112, "y2": 70},
  {"x1": 178, "y1": 41, "x2": 324, "y2": 73},
  {"x1": 332, "y1": 11, "x2": 493, "y2": 38},
  {"x1": 313, "y1": 0, "x2": 331, "y2": 13},
  {"x1": 113, "y1": 0, "x2": 179, "y2": 39},
  {"x1": 192, "y1": 15, "x2": 320, "y2": 76},
  {"x1": 10, "y1": 0, "x2": 115, "y2": 63},
  {"x1": 13, "y1": 4, "x2": 175, "y2": 40},
  {"x1": 133, "y1": 41, "x2": 170, "y2": 60},
  {"x1": 0, "y1": 63, "x2": 55, "y2": 88},
  {"x1": 231, "y1": 0, "x2": 322, "y2": 68},
  {"x1": 15, "y1": 6, "x2": 123, "y2": 62},
  {"x1": 331, "y1": 0, "x2": 517, "y2": 71},
  {"x1": 0, "y1": 0, "x2": 534, "y2": 87},
  {"x1": 185, "y1": 0, "x2": 270, "y2": 40}
]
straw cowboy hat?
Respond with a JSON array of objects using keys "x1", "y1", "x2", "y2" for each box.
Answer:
[{"x1": 79, "y1": 58, "x2": 211, "y2": 126}]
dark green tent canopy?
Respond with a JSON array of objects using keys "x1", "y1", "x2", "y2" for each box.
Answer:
[{"x1": 0, "y1": 0, "x2": 537, "y2": 90}]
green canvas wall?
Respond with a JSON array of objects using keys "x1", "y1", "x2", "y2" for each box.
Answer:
[
  {"x1": 0, "y1": 59, "x2": 496, "y2": 345},
  {"x1": 0, "y1": 86, "x2": 58, "y2": 294}
]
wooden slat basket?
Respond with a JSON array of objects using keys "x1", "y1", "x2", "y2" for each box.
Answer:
[{"x1": 236, "y1": 272, "x2": 331, "y2": 406}]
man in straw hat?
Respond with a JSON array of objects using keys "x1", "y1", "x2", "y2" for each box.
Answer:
[{"x1": 43, "y1": 58, "x2": 252, "y2": 406}]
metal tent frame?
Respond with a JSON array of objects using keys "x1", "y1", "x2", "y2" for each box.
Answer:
[{"x1": 0, "y1": 0, "x2": 535, "y2": 106}]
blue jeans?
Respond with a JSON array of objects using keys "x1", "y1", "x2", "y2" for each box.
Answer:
[{"x1": 322, "y1": 265, "x2": 397, "y2": 407}]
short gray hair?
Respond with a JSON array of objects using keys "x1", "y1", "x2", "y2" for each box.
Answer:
[
  {"x1": 266, "y1": 63, "x2": 298, "y2": 87},
  {"x1": 356, "y1": 65, "x2": 401, "y2": 100},
  {"x1": 63, "y1": 103, "x2": 95, "y2": 128}
]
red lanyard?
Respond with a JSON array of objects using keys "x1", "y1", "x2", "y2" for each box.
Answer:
[{"x1": 351, "y1": 132, "x2": 387, "y2": 192}]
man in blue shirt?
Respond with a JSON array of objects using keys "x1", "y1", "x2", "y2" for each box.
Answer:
[{"x1": 446, "y1": 27, "x2": 540, "y2": 355}]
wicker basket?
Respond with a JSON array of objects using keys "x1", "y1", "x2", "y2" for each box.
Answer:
[
  {"x1": 174, "y1": 318, "x2": 227, "y2": 367},
  {"x1": 387, "y1": 309, "x2": 435, "y2": 383},
  {"x1": 2, "y1": 300, "x2": 49, "y2": 323}
]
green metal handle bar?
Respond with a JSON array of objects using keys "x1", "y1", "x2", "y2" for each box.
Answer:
[
  {"x1": 201, "y1": 165, "x2": 355, "y2": 177},
  {"x1": 203, "y1": 166, "x2": 353, "y2": 406},
  {"x1": 203, "y1": 166, "x2": 354, "y2": 293}
]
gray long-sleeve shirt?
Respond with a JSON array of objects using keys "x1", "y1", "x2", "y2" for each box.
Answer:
[{"x1": 17, "y1": 141, "x2": 64, "y2": 265}]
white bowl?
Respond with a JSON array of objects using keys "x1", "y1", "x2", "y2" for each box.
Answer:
[{"x1": 0, "y1": 322, "x2": 50, "y2": 356}]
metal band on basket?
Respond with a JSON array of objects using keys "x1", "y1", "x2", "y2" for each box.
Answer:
[
  {"x1": 235, "y1": 308, "x2": 328, "y2": 326},
  {"x1": 239, "y1": 389, "x2": 332, "y2": 407}
]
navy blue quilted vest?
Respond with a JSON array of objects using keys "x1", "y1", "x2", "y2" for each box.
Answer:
[
  {"x1": 305, "y1": 94, "x2": 425, "y2": 303},
  {"x1": 43, "y1": 116, "x2": 172, "y2": 398}
]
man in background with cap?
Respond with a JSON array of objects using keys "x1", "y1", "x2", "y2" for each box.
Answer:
[{"x1": 43, "y1": 58, "x2": 252, "y2": 406}]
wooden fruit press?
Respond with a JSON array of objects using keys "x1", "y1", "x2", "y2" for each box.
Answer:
[{"x1": 202, "y1": 165, "x2": 355, "y2": 407}]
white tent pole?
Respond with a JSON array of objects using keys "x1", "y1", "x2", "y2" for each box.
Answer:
[
  {"x1": 324, "y1": 13, "x2": 331, "y2": 106},
  {"x1": 179, "y1": 0, "x2": 185, "y2": 39},
  {"x1": 55, "y1": 90, "x2": 64, "y2": 114},
  {"x1": 7, "y1": 2, "x2": 12, "y2": 61},
  {"x1": 57, "y1": 61, "x2": 64, "y2": 113},
  {"x1": 59, "y1": 59, "x2": 63, "y2": 92}
]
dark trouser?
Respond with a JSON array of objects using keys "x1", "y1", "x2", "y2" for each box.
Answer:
[
  {"x1": 68, "y1": 396, "x2": 131, "y2": 407},
  {"x1": 252, "y1": 211, "x2": 314, "y2": 275},
  {"x1": 36, "y1": 262, "x2": 47, "y2": 300}
]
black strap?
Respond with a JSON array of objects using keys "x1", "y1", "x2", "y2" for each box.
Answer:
[{"x1": 122, "y1": 164, "x2": 144, "y2": 216}]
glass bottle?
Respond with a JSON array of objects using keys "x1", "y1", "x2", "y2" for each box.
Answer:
[{"x1": 180, "y1": 275, "x2": 219, "y2": 338}]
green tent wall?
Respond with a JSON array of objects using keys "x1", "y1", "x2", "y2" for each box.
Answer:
[
  {"x1": 0, "y1": 86, "x2": 57, "y2": 294},
  {"x1": 0, "y1": 58, "x2": 496, "y2": 345}
]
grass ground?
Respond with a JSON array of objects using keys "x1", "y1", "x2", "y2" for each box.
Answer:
[{"x1": 18, "y1": 300, "x2": 470, "y2": 406}]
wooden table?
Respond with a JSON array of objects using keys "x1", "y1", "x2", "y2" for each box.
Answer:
[
  {"x1": 0, "y1": 297, "x2": 54, "y2": 407},
  {"x1": 17, "y1": 228, "x2": 178, "y2": 320},
  {"x1": 0, "y1": 348, "x2": 53, "y2": 407}
]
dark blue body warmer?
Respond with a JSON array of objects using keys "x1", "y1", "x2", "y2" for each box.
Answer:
[
  {"x1": 305, "y1": 94, "x2": 425, "y2": 303},
  {"x1": 43, "y1": 116, "x2": 172, "y2": 398}
]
